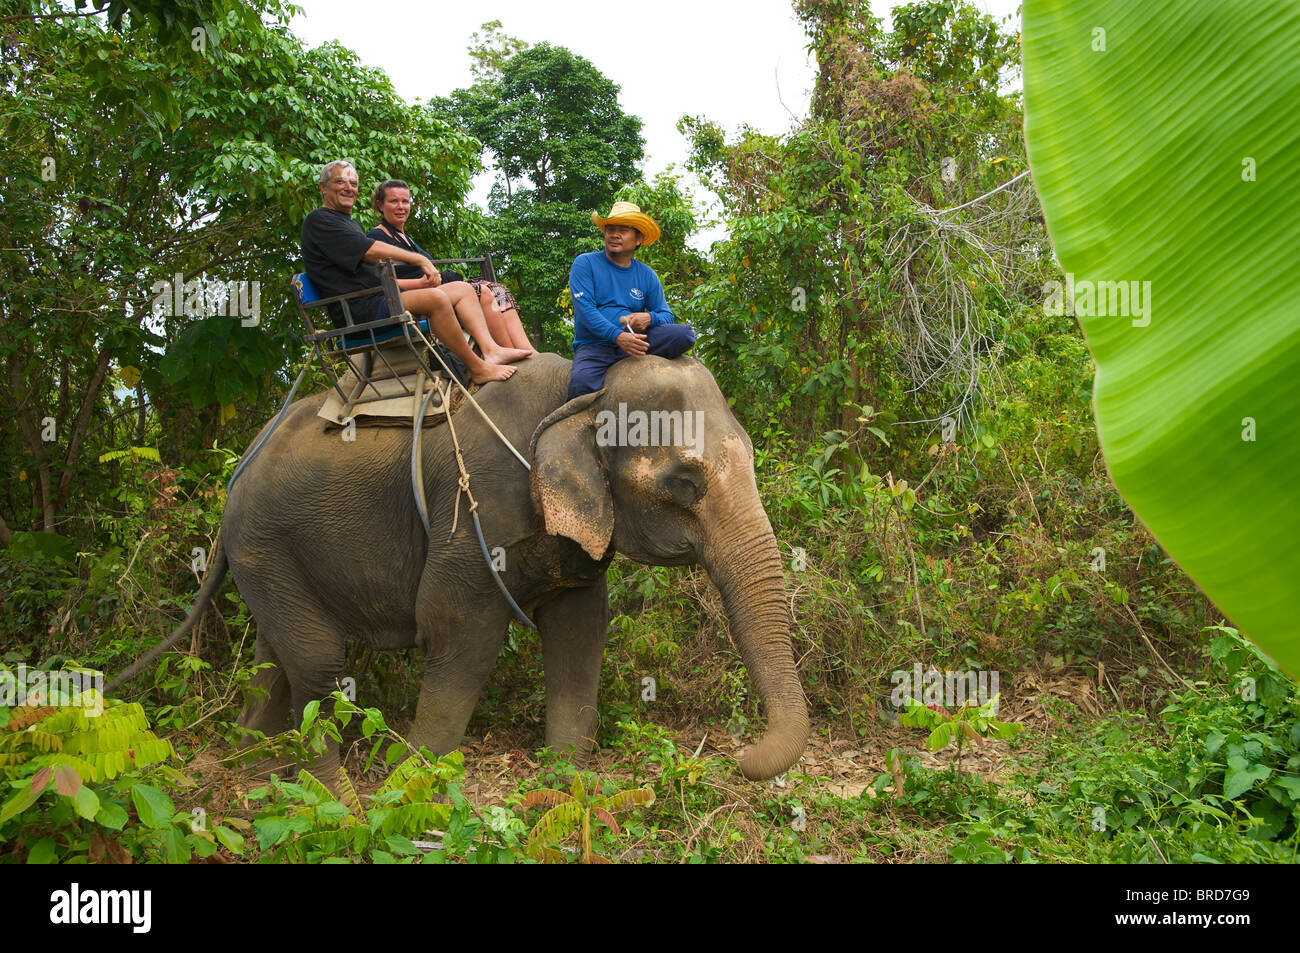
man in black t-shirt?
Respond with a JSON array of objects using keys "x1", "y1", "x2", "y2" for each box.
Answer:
[
  {"x1": 300, "y1": 160, "x2": 530, "y2": 384},
  {"x1": 300, "y1": 203, "x2": 389, "y2": 328}
]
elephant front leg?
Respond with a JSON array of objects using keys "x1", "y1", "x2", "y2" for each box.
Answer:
[
  {"x1": 536, "y1": 578, "x2": 609, "y2": 764},
  {"x1": 409, "y1": 600, "x2": 511, "y2": 756}
]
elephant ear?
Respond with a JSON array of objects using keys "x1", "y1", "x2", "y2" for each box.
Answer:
[{"x1": 530, "y1": 391, "x2": 613, "y2": 560}]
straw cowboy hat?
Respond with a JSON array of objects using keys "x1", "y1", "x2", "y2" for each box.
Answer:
[{"x1": 592, "y1": 201, "x2": 661, "y2": 246}]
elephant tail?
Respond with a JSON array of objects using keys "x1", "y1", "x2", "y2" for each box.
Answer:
[{"x1": 105, "y1": 533, "x2": 229, "y2": 694}]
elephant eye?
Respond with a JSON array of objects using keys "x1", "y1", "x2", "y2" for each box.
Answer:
[{"x1": 662, "y1": 464, "x2": 706, "y2": 508}]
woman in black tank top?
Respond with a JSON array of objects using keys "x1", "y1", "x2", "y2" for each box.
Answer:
[{"x1": 370, "y1": 179, "x2": 536, "y2": 354}]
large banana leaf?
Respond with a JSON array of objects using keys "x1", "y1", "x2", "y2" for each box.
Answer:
[{"x1": 1022, "y1": 0, "x2": 1300, "y2": 676}]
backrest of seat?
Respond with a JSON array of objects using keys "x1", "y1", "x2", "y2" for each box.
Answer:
[{"x1": 293, "y1": 272, "x2": 322, "y2": 305}]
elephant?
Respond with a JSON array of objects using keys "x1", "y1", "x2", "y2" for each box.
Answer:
[{"x1": 112, "y1": 350, "x2": 809, "y2": 782}]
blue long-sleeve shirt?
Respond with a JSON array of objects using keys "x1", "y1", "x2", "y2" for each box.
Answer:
[{"x1": 569, "y1": 251, "x2": 675, "y2": 351}]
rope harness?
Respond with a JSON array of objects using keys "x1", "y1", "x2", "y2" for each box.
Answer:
[
  {"x1": 230, "y1": 309, "x2": 537, "y2": 629},
  {"x1": 409, "y1": 325, "x2": 538, "y2": 630}
]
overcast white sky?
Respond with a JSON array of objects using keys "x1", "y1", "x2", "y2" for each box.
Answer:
[{"x1": 289, "y1": 0, "x2": 1022, "y2": 237}]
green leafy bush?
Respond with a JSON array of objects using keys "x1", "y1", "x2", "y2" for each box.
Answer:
[
  {"x1": 0, "y1": 697, "x2": 242, "y2": 863},
  {"x1": 245, "y1": 693, "x2": 527, "y2": 863}
]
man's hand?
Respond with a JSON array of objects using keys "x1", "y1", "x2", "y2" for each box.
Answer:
[
  {"x1": 617, "y1": 331, "x2": 649, "y2": 357},
  {"x1": 623, "y1": 312, "x2": 652, "y2": 333}
]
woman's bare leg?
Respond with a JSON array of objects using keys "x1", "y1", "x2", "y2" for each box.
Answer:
[
  {"x1": 399, "y1": 287, "x2": 515, "y2": 383},
  {"x1": 477, "y1": 287, "x2": 514, "y2": 349},
  {"x1": 479, "y1": 287, "x2": 537, "y2": 353},
  {"x1": 437, "y1": 281, "x2": 531, "y2": 365}
]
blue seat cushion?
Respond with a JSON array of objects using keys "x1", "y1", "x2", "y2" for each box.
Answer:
[
  {"x1": 342, "y1": 310, "x2": 429, "y2": 348},
  {"x1": 292, "y1": 272, "x2": 321, "y2": 304}
]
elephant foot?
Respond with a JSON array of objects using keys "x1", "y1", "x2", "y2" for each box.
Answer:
[{"x1": 540, "y1": 734, "x2": 597, "y2": 773}]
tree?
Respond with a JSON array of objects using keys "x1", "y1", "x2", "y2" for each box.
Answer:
[
  {"x1": 0, "y1": 0, "x2": 483, "y2": 539},
  {"x1": 466, "y1": 19, "x2": 529, "y2": 85},
  {"x1": 2, "y1": 0, "x2": 256, "y2": 57},
  {"x1": 439, "y1": 40, "x2": 645, "y2": 349},
  {"x1": 679, "y1": 0, "x2": 1043, "y2": 446}
]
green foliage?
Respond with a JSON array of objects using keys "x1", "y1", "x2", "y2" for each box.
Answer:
[
  {"x1": 898, "y1": 695, "x2": 1022, "y2": 770},
  {"x1": 520, "y1": 771, "x2": 654, "y2": 864},
  {"x1": 11, "y1": 0, "x2": 262, "y2": 61},
  {"x1": 683, "y1": 0, "x2": 1039, "y2": 440},
  {"x1": 245, "y1": 693, "x2": 527, "y2": 863},
  {"x1": 1, "y1": 447, "x2": 246, "y2": 711},
  {"x1": 0, "y1": 535, "x2": 81, "y2": 637},
  {"x1": 0, "y1": 698, "x2": 171, "y2": 797},
  {"x1": 1024, "y1": 0, "x2": 1300, "y2": 676},
  {"x1": 935, "y1": 627, "x2": 1300, "y2": 863},
  {"x1": 0, "y1": 697, "x2": 241, "y2": 863},
  {"x1": 465, "y1": 19, "x2": 530, "y2": 85},
  {"x1": 97, "y1": 447, "x2": 161, "y2": 464}
]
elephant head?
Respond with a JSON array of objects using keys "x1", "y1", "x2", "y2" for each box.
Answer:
[{"x1": 529, "y1": 355, "x2": 809, "y2": 780}]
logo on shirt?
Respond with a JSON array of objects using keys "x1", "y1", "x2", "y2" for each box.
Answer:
[
  {"x1": 630, "y1": 287, "x2": 645, "y2": 301},
  {"x1": 574, "y1": 291, "x2": 585, "y2": 298}
]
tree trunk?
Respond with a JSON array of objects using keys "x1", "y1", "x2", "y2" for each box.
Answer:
[
  {"x1": 531, "y1": 295, "x2": 545, "y2": 351},
  {"x1": 136, "y1": 382, "x2": 147, "y2": 444},
  {"x1": 55, "y1": 345, "x2": 113, "y2": 512}
]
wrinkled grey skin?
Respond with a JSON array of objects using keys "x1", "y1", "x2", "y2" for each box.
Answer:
[{"x1": 200, "y1": 352, "x2": 807, "y2": 781}]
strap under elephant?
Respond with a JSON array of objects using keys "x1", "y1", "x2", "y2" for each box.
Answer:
[{"x1": 414, "y1": 375, "x2": 536, "y2": 631}]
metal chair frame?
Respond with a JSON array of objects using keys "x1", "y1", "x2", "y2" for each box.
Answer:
[{"x1": 293, "y1": 254, "x2": 499, "y2": 422}]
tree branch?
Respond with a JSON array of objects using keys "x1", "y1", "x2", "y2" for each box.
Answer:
[{"x1": 0, "y1": 7, "x2": 108, "y2": 27}]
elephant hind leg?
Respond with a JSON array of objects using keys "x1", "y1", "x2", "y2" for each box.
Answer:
[
  {"x1": 231, "y1": 582, "x2": 352, "y2": 797},
  {"x1": 232, "y1": 638, "x2": 301, "y2": 784},
  {"x1": 237, "y1": 638, "x2": 293, "y2": 743}
]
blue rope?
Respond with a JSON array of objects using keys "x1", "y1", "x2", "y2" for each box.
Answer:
[
  {"x1": 472, "y1": 510, "x2": 536, "y2": 630},
  {"x1": 227, "y1": 351, "x2": 314, "y2": 493}
]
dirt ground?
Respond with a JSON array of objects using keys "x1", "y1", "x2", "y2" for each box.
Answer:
[{"x1": 172, "y1": 659, "x2": 1107, "y2": 862}]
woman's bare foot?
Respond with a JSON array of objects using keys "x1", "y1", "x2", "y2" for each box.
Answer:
[
  {"x1": 482, "y1": 345, "x2": 533, "y2": 366},
  {"x1": 470, "y1": 361, "x2": 517, "y2": 384}
]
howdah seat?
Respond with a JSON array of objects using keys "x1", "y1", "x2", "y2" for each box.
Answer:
[{"x1": 291, "y1": 254, "x2": 500, "y2": 422}]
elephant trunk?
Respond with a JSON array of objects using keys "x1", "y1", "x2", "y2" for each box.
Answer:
[{"x1": 698, "y1": 475, "x2": 808, "y2": 780}]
